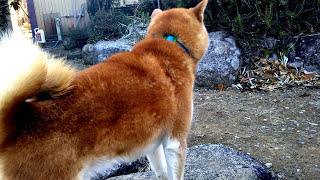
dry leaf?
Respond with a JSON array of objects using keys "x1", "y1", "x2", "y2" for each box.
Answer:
[
  {"x1": 289, "y1": 73, "x2": 295, "y2": 80},
  {"x1": 287, "y1": 64, "x2": 296, "y2": 69},
  {"x1": 265, "y1": 67, "x2": 275, "y2": 73},
  {"x1": 274, "y1": 60, "x2": 280, "y2": 67},
  {"x1": 281, "y1": 75, "x2": 287, "y2": 80},
  {"x1": 279, "y1": 65, "x2": 284, "y2": 71},
  {"x1": 280, "y1": 70, "x2": 288, "y2": 75},
  {"x1": 301, "y1": 74, "x2": 315, "y2": 81},
  {"x1": 267, "y1": 85, "x2": 278, "y2": 91},
  {"x1": 241, "y1": 77, "x2": 249, "y2": 83},
  {"x1": 260, "y1": 58, "x2": 268, "y2": 65},
  {"x1": 218, "y1": 83, "x2": 223, "y2": 91}
]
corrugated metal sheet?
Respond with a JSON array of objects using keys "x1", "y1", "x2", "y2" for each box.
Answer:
[{"x1": 33, "y1": 0, "x2": 90, "y2": 37}]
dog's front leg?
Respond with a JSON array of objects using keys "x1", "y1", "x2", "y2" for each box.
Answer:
[
  {"x1": 147, "y1": 144, "x2": 168, "y2": 179},
  {"x1": 163, "y1": 138, "x2": 187, "y2": 180}
]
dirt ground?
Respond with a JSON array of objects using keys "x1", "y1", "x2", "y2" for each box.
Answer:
[
  {"x1": 57, "y1": 50, "x2": 319, "y2": 180},
  {"x1": 190, "y1": 87, "x2": 319, "y2": 180}
]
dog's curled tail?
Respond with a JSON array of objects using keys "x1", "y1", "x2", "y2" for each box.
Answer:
[{"x1": 0, "y1": 32, "x2": 75, "y2": 144}]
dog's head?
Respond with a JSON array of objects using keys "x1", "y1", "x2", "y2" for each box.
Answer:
[{"x1": 146, "y1": 0, "x2": 209, "y2": 63}]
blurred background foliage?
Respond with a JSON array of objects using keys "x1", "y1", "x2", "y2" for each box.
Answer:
[
  {"x1": 87, "y1": 0, "x2": 131, "y2": 42},
  {"x1": 135, "y1": 0, "x2": 320, "y2": 60},
  {"x1": 88, "y1": 10, "x2": 131, "y2": 43},
  {"x1": 0, "y1": 0, "x2": 10, "y2": 31},
  {"x1": 136, "y1": 0, "x2": 320, "y2": 40}
]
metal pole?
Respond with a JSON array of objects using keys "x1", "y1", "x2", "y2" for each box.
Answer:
[
  {"x1": 55, "y1": 17, "x2": 62, "y2": 41},
  {"x1": 73, "y1": 0, "x2": 76, "y2": 27},
  {"x1": 157, "y1": 0, "x2": 160, "y2": 9}
]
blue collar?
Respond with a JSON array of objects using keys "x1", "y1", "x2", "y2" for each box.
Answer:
[{"x1": 164, "y1": 35, "x2": 190, "y2": 55}]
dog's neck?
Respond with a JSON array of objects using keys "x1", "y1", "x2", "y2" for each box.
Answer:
[{"x1": 164, "y1": 35, "x2": 190, "y2": 55}]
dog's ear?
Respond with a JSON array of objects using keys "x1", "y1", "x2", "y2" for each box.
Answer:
[
  {"x1": 191, "y1": 0, "x2": 208, "y2": 22},
  {"x1": 151, "y1": 9, "x2": 163, "y2": 20}
]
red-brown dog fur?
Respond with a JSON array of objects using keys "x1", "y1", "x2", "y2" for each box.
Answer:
[{"x1": 0, "y1": 0, "x2": 209, "y2": 179}]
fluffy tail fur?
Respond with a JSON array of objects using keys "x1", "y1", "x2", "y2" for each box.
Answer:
[{"x1": 0, "y1": 31, "x2": 75, "y2": 144}]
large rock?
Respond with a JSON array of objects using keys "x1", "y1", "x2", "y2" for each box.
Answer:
[
  {"x1": 82, "y1": 44, "x2": 94, "y2": 65},
  {"x1": 287, "y1": 34, "x2": 320, "y2": 74},
  {"x1": 91, "y1": 157, "x2": 149, "y2": 180},
  {"x1": 196, "y1": 31, "x2": 242, "y2": 88},
  {"x1": 92, "y1": 40, "x2": 133, "y2": 64},
  {"x1": 107, "y1": 144, "x2": 277, "y2": 180},
  {"x1": 63, "y1": 37, "x2": 78, "y2": 50}
]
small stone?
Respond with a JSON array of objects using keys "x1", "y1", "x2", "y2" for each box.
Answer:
[
  {"x1": 265, "y1": 163, "x2": 272, "y2": 168},
  {"x1": 298, "y1": 138, "x2": 305, "y2": 144},
  {"x1": 274, "y1": 146, "x2": 280, "y2": 150},
  {"x1": 284, "y1": 107, "x2": 289, "y2": 109}
]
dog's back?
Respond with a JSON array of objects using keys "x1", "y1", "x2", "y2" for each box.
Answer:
[{"x1": 0, "y1": 1, "x2": 209, "y2": 179}]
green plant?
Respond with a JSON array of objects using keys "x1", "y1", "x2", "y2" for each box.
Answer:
[
  {"x1": 88, "y1": 0, "x2": 320, "y2": 59},
  {"x1": 136, "y1": 0, "x2": 320, "y2": 40},
  {"x1": 87, "y1": 0, "x2": 132, "y2": 42},
  {"x1": 206, "y1": 0, "x2": 320, "y2": 39},
  {"x1": 88, "y1": 10, "x2": 131, "y2": 43},
  {"x1": 135, "y1": 0, "x2": 181, "y2": 16},
  {"x1": 68, "y1": 28, "x2": 88, "y2": 39},
  {"x1": 87, "y1": 0, "x2": 120, "y2": 16}
]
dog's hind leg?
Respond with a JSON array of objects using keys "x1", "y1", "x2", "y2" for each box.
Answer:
[
  {"x1": 163, "y1": 138, "x2": 187, "y2": 180},
  {"x1": 147, "y1": 144, "x2": 168, "y2": 180}
]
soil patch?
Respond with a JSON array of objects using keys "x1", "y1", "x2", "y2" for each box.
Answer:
[{"x1": 191, "y1": 87, "x2": 319, "y2": 179}]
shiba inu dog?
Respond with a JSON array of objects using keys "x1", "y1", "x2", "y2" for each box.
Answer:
[{"x1": 0, "y1": 0, "x2": 209, "y2": 179}]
